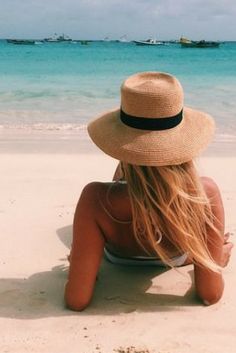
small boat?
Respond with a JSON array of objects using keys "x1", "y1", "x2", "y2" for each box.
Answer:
[
  {"x1": 7, "y1": 39, "x2": 36, "y2": 45},
  {"x1": 44, "y1": 33, "x2": 72, "y2": 42},
  {"x1": 118, "y1": 35, "x2": 128, "y2": 43},
  {"x1": 80, "y1": 40, "x2": 89, "y2": 45},
  {"x1": 134, "y1": 38, "x2": 165, "y2": 46},
  {"x1": 179, "y1": 37, "x2": 220, "y2": 48}
]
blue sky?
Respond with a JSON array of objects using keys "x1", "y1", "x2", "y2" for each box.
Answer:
[{"x1": 0, "y1": 0, "x2": 235, "y2": 40}]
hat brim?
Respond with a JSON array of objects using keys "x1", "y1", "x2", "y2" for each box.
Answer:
[{"x1": 87, "y1": 107, "x2": 215, "y2": 166}]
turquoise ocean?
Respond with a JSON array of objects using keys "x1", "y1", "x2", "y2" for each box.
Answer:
[{"x1": 0, "y1": 40, "x2": 236, "y2": 138}]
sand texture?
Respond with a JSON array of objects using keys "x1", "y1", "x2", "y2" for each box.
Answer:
[{"x1": 0, "y1": 134, "x2": 236, "y2": 353}]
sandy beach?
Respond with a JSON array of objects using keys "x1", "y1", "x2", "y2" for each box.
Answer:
[{"x1": 0, "y1": 129, "x2": 236, "y2": 353}]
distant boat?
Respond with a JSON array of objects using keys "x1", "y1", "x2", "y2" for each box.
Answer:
[
  {"x1": 179, "y1": 37, "x2": 192, "y2": 44},
  {"x1": 133, "y1": 38, "x2": 165, "y2": 46},
  {"x1": 80, "y1": 40, "x2": 89, "y2": 45},
  {"x1": 118, "y1": 35, "x2": 128, "y2": 43},
  {"x1": 179, "y1": 37, "x2": 220, "y2": 48},
  {"x1": 7, "y1": 39, "x2": 36, "y2": 45},
  {"x1": 44, "y1": 33, "x2": 72, "y2": 43}
]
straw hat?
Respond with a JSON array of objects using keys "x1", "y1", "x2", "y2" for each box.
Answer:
[{"x1": 87, "y1": 72, "x2": 215, "y2": 166}]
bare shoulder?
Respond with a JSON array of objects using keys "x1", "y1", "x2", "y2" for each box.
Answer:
[
  {"x1": 79, "y1": 182, "x2": 110, "y2": 206},
  {"x1": 200, "y1": 176, "x2": 221, "y2": 200},
  {"x1": 79, "y1": 181, "x2": 127, "y2": 207},
  {"x1": 200, "y1": 176, "x2": 224, "y2": 232},
  {"x1": 81, "y1": 181, "x2": 107, "y2": 196},
  {"x1": 79, "y1": 181, "x2": 130, "y2": 223},
  {"x1": 74, "y1": 182, "x2": 111, "y2": 226}
]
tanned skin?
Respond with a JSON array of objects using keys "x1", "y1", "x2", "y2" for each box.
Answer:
[{"x1": 64, "y1": 164, "x2": 233, "y2": 311}]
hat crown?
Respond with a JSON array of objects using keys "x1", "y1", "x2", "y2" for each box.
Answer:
[
  {"x1": 121, "y1": 72, "x2": 184, "y2": 119},
  {"x1": 88, "y1": 71, "x2": 214, "y2": 166}
]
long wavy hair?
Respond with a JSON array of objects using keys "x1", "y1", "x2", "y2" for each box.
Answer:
[{"x1": 120, "y1": 160, "x2": 221, "y2": 272}]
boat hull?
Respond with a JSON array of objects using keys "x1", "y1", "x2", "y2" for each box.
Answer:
[
  {"x1": 133, "y1": 40, "x2": 164, "y2": 46},
  {"x1": 7, "y1": 39, "x2": 35, "y2": 45},
  {"x1": 181, "y1": 41, "x2": 220, "y2": 48}
]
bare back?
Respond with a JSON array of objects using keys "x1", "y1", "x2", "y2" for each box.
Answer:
[
  {"x1": 64, "y1": 176, "x2": 230, "y2": 310},
  {"x1": 89, "y1": 177, "x2": 223, "y2": 258}
]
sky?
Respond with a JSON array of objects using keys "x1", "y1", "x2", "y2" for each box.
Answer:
[{"x1": 0, "y1": 0, "x2": 235, "y2": 40}]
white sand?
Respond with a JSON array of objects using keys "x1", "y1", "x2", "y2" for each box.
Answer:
[{"x1": 0, "y1": 132, "x2": 236, "y2": 353}]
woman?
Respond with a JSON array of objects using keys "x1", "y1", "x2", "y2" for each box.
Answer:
[{"x1": 64, "y1": 72, "x2": 233, "y2": 311}]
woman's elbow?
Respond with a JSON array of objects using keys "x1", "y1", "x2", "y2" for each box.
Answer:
[
  {"x1": 64, "y1": 294, "x2": 90, "y2": 311},
  {"x1": 197, "y1": 283, "x2": 224, "y2": 306},
  {"x1": 65, "y1": 298, "x2": 90, "y2": 311},
  {"x1": 64, "y1": 283, "x2": 91, "y2": 311}
]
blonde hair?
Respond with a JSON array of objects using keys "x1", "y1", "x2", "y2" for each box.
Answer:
[{"x1": 120, "y1": 161, "x2": 221, "y2": 272}]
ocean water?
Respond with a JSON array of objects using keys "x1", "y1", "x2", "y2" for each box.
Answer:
[{"x1": 0, "y1": 40, "x2": 236, "y2": 136}]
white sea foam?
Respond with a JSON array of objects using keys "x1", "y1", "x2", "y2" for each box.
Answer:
[
  {"x1": 0, "y1": 109, "x2": 89, "y2": 125},
  {"x1": 0, "y1": 122, "x2": 87, "y2": 132}
]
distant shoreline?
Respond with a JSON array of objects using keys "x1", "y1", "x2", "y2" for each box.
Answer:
[
  {"x1": 1, "y1": 38, "x2": 236, "y2": 43},
  {"x1": 0, "y1": 127, "x2": 235, "y2": 157}
]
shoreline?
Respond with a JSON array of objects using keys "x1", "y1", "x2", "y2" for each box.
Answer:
[{"x1": 1, "y1": 127, "x2": 236, "y2": 156}]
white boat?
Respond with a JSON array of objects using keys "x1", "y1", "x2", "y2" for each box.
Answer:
[{"x1": 133, "y1": 38, "x2": 165, "y2": 46}]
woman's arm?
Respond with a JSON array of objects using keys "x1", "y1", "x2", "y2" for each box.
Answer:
[
  {"x1": 194, "y1": 177, "x2": 233, "y2": 305},
  {"x1": 64, "y1": 182, "x2": 105, "y2": 311}
]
